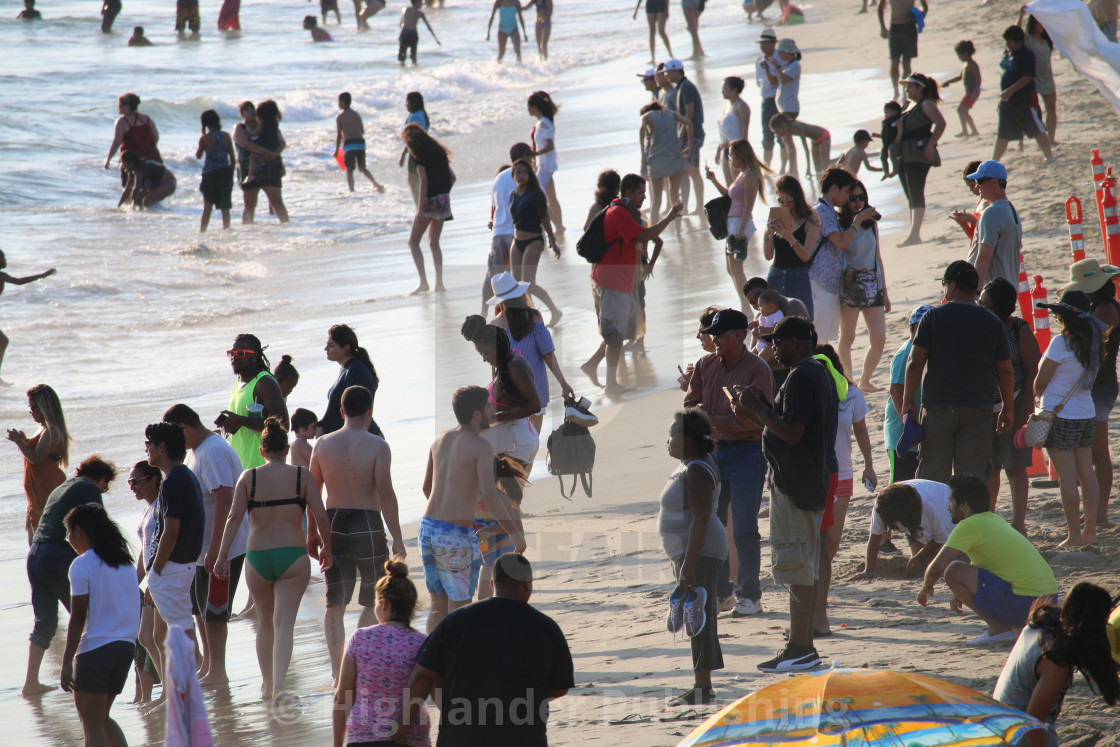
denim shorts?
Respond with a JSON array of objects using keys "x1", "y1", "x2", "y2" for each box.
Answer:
[{"x1": 1092, "y1": 380, "x2": 1118, "y2": 423}]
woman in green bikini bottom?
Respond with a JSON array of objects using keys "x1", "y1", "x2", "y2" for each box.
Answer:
[{"x1": 215, "y1": 416, "x2": 332, "y2": 701}]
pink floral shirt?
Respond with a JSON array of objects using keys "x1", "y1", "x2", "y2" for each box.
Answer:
[{"x1": 346, "y1": 624, "x2": 430, "y2": 746}]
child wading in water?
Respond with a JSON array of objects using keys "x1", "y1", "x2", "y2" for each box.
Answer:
[
  {"x1": 942, "y1": 40, "x2": 981, "y2": 138},
  {"x1": 399, "y1": 0, "x2": 441, "y2": 66},
  {"x1": 195, "y1": 109, "x2": 236, "y2": 232}
]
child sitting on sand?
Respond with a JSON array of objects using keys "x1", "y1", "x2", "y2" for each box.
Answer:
[
  {"x1": 303, "y1": 15, "x2": 333, "y2": 41},
  {"x1": 942, "y1": 40, "x2": 981, "y2": 138},
  {"x1": 835, "y1": 130, "x2": 882, "y2": 175}
]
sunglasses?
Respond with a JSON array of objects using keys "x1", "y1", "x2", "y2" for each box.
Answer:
[
  {"x1": 227, "y1": 349, "x2": 257, "y2": 359},
  {"x1": 848, "y1": 194, "x2": 867, "y2": 202},
  {"x1": 127, "y1": 476, "x2": 153, "y2": 485}
]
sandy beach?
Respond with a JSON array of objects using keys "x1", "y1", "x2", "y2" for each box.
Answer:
[{"x1": 3, "y1": 0, "x2": 1120, "y2": 743}]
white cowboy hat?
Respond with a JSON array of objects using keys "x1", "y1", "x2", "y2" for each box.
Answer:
[{"x1": 487, "y1": 271, "x2": 532, "y2": 306}]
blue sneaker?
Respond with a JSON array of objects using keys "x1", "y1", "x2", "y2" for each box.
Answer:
[
  {"x1": 667, "y1": 586, "x2": 687, "y2": 633},
  {"x1": 683, "y1": 587, "x2": 708, "y2": 638}
]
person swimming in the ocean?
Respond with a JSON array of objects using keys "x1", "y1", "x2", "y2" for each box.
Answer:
[
  {"x1": 128, "y1": 26, "x2": 154, "y2": 45},
  {"x1": 17, "y1": 0, "x2": 42, "y2": 20}
]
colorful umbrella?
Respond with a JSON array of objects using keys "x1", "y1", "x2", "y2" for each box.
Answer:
[{"x1": 676, "y1": 668, "x2": 1043, "y2": 747}]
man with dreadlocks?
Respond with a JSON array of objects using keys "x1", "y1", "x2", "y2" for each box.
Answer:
[{"x1": 217, "y1": 333, "x2": 290, "y2": 470}]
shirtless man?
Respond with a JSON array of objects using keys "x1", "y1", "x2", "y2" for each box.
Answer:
[
  {"x1": 335, "y1": 93, "x2": 385, "y2": 193},
  {"x1": 0, "y1": 251, "x2": 55, "y2": 386},
  {"x1": 398, "y1": 0, "x2": 440, "y2": 65},
  {"x1": 309, "y1": 385, "x2": 404, "y2": 680},
  {"x1": 421, "y1": 385, "x2": 525, "y2": 632},
  {"x1": 879, "y1": 0, "x2": 928, "y2": 100}
]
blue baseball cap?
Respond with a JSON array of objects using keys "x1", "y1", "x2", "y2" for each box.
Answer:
[
  {"x1": 908, "y1": 304, "x2": 935, "y2": 325},
  {"x1": 966, "y1": 160, "x2": 1008, "y2": 181}
]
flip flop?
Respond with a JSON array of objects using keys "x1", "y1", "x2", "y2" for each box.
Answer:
[
  {"x1": 968, "y1": 629, "x2": 1019, "y2": 645},
  {"x1": 659, "y1": 709, "x2": 707, "y2": 722},
  {"x1": 608, "y1": 714, "x2": 653, "y2": 725}
]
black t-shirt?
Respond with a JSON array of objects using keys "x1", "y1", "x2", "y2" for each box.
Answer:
[
  {"x1": 32, "y1": 477, "x2": 103, "y2": 547},
  {"x1": 416, "y1": 596, "x2": 574, "y2": 747},
  {"x1": 1000, "y1": 46, "x2": 1036, "y2": 106},
  {"x1": 762, "y1": 356, "x2": 837, "y2": 510},
  {"x1": 153, "y1": 464, "x2": 205, "y2": 568},
  {"x1": 421, "y1": 156, "x2": 453, "y2": 197},
  {"x1": 319, "y1": 359, "x2": 382, "y2": 437},
  {"x1": 510, "y1": 187, "x2": 547, "y2": 234},
  {"x1": 914, "y1": 302, "x2": 1010, "y2": 408}
]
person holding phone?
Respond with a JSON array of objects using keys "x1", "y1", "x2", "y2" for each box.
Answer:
[
  {"x1": 762, "y1": 175, "x2": 819, "y2": 317},
  {"x1": 704, "y1": 139, "x2": 769, "y2": 312}
]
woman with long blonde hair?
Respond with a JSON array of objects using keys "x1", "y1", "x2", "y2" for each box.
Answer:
[
  {"x1": 7, "y1": 384, "x2": 71, "y2": 544},
  {"x1": 705, "y1": 138, "x2": 769, "y2": 311}
]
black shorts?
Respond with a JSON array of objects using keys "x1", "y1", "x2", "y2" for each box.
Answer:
[
  {"x1": 325, "y1": 508, "x2": 388, "y2": 608},
  {"x1": 200, "y1": 166, "x2": 234, "y2": 211},
  {"x1": 75, "y1": 640, "x2": 135, "y2": 695},
  {"x1": 190, "y1": 554, "x2": 243, "y2": 622},
  {"x1": 997, "y1": 99, "x2": 1045, "y2": 141},
  {"x1": 646, "y1": 0, "x2": 667, "y2": 13},
  {"x1": 888, "y1": 22, "x2": 918, "y2": 60}
]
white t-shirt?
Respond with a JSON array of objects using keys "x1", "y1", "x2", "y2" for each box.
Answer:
[
  {"x1": 491, "y1": 168, "x2": 516, "y2": 237},
  {"x1": 186, "y1": 433, "x2": 248, "y2": 563},
  {"x1": 835, "y1": 385, "x2": 868, "y2": 480},
  {"x1": 1040, "y1": 335, "x2": 1095, "y2": 420},
  {"x1": 137, "y1": 501, "x2": 159, "y2": 568},
  {"x1": 777, "y1": 60, "x2": 801, "y2": 114},
  {"x1": 756, "y1": 54, "x2": 779, "y2": 99},
  {"x1": 534, "y1": 117, "x2": 557, "y2": 170},
  {"x1": 69, "y1": 550, "x2": 142, "y2": 655},
  {"x1": 869, "y1": 479, "x2": 956, "y2": 545}
]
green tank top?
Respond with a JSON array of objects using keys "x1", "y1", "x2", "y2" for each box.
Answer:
[{"x1": 229, "y1": 370, "x2": 271, "y2": 469}]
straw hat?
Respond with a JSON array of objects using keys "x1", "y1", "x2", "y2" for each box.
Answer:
[
  {"x1": 1060, "y1": 258, "x2": 1120, "y2": 294},
  {"x1": 486, "y1": 271, "x2": 531, "y2": 306}
]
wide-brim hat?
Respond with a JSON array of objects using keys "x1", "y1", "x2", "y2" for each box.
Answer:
[
  {"x1": 486, "y1": 271, "x2": 531, "y2": 306},
  {"x1": 1060, "y1": 258, "x2": 1120, "y2": 294},
  {"x1": 758, "y1": 28, "x2": 777, "y2": 43},
  {"x1": 776, "y1": 38, "x2": 800, "y2": 54},
  {"x1": 1036, "y1": 290, "x2": 1093, "y2": 322}
]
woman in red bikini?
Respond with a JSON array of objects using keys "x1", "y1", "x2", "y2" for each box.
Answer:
[{"x1": 103, "y1": 92, "x2": 162, "y2": 188}]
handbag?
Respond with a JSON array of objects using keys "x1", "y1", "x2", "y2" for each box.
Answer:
[
  {"x1": 705, "y1": 195, "x2": 732, "y2": 240},
  {"x1": 840, "y1": 267, "x2": 881, "y2": 307},
  {"x1": 1019, "y1": 385, "x2": 1080, "y2": 450}
]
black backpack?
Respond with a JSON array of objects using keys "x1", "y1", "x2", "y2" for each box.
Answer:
[
  {"x1": 576, "y1": 205, "x2": 622, "y2": 263},
  {"x1": 546, "y1": 422, "x2": 595, "y2": 499}
]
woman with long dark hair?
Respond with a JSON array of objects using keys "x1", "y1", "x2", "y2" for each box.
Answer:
[
  {"x1": 583, "y1": 169, "x2": 620, "y2": 230},
  {"x1": 1034, "y1": 291, "x2": 1107, "y2": 547},
  {"x1": 129, "y1": 459, "x2": 164, "y2": 705},
  {"x1": 8, "y1": 384, "x2": 70, "y2": 544},
  {"x1": 528, "y1": 91, "x2": 564, "y2": 231},
  {"x1": 398, "y1": 91, "x2": 430, "y2": 206},
  {"x1": 460, "y1": 315, "x2": 541, "y2": 465},
  {"x1": 486, "y1": 272, "x2": 574, "y2": 434},
  {"x1": 508, "y1": 159, "x2": 561, "y2": 324},
  {"x1": 60, "y1": 504, "x2": 140, "y2": 746},
  {"x1": 241, "y1": 99, "x2": 289, "y2": 223},
  {"x1": 994, "y1": 583, "x2": 1119, "y2": 745},
  {"x1": 836, "y1": 179, "x2": 889, "y2": 391},
  {"x1": 894, "y1": 74, "x2": 945, "y2": 246},
  {"x1": 762, "y1": 174, "x2": 819, "y2": 317},
  {"x1": 402, "y1": 122, "x2": 455, "y2": 294},
  {"x1": 319, "y1": 324, "x2": 382, "y2": 437}
]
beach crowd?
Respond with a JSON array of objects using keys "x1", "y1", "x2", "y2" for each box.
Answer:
[{"x1": 9, "y1": 0, "x2": 1120, "y2": 745}]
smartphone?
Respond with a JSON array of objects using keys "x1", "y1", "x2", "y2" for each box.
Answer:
[
  {"x1": 677, "y1": 364, "x2": 685, "y2": 376},
  {"x1": 863, "y1": 477, "x2": 875, "y2": 493},
  {"x1": 722, "y1": 385, "x2": 738, "y2": 404},
  {"x1": 214, "y1": 413, "x2": 229, "y2": 427}
]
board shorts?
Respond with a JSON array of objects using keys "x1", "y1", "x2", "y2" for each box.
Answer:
[
  {"x1": 191, "y1": 554, "x2": 243, "y2": 622},
  {"x1": 343, "y1": 137, "x2": 367, "y2": 171},
  {"x1": 419, "y1": 517, "x2": 481, "y2": 602},
  {"x1": 888, "y1": 22, "x2": 918, "y2": 60},
  {"x1": 960, "y1": 91, "x2": 979, "y2": 110},
  {"x1": 473, "y1": 518, "x2": 514, "y2": 567},
  {"x1": 997, "y1": 98, "x2": 1045, "y2": 141},
  {"x1": 420, "y1": 193, "x2": 453, "y2": 221},
  {"x1": 175, "y1": 0, "x2": 200, "y2": 31},
  {"x1": 325, "y1": 508, "x2": 388, "y2": 608},
  {"x1": 75, "y1": 641, "x2": 135, "y2": 695},
  {"x1": 595, "y1": 283, "x2": 638, "y2": 347},
  {"x1": 974, "y1": 568, "x2": 1057, "y2": 629},
  {"x1": 200, "y1": 165, "x2": 234, "y2": 210}
]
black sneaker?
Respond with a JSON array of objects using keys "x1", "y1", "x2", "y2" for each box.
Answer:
[
  {"x1": 879, "y1": 539, "x2": 903, "y2": 557},
  {"x1": 757, "y1": 644, "x2": 822, "y2": 673}
]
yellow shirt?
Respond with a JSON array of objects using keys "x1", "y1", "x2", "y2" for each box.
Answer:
[
  {"x1": 1109, "y1": 606, "x2": 1120, "y2": 667},
  {"x1": 944, "y1": 511, "x2": 1058, "y2": 597}
]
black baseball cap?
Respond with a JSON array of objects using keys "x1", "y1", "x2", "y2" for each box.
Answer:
[
  {"x1": 700, "y1": 309, "x2": 750, "y2": 336},
  {"x1": 760, "y1": 316, "x2": 815, "y2": 343},
  {"x1": 941, "y1": 260, "x2": 980, "y2": 286}
]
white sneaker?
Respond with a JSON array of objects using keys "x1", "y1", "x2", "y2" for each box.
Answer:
[
  {"x1": 731, "y1": 597, "x2": 763, "y2": 617},
  {"x1": 717, "y1": 594, "x2": 737, "y2": 612}
]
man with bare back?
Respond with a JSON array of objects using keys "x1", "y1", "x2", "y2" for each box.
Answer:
[
  {"x1": 309, "y1": 385, "x2": 404, "y2": 679},
  {"x1": 879, "y1": 0, "x2": 928, "y2": 100},
  {"x1": 420, "y1": 385, "x2": 526, "y2": 632}
]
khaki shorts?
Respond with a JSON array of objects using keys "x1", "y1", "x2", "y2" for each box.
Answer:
[{"x1": 768, "y1": 481, "x2": 822, "y2": 586}]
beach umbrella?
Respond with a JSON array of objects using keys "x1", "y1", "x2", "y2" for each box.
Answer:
[{"x1": 675, "y1": 668, "x2": 1042, "y2": 747}]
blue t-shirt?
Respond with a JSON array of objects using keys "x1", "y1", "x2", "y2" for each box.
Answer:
[
  {"x1": 1000, "y1": 46, "x2": 1036, "y2": 106},
  {"x1": 506, "y1": 321, "x2": 556, "y2": 408},
  {"x1": 320, "y1": 358, "x2": 382, "y2": 437},
  {"x1": 884, "y1": 340, "x2": 922, "y2": 453},
  {"x1": 406, "y1": 110, "x2": 429, "y2": 131}
]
